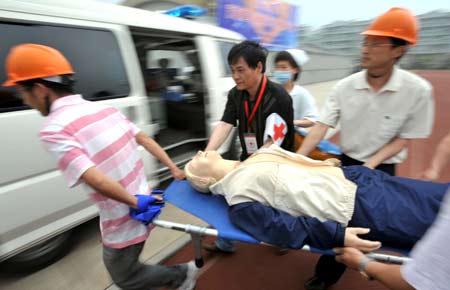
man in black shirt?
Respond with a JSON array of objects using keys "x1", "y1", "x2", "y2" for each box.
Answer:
[
  {"x1": 205, "y1": 40, "x2": 294, "y2": 161},
  {"x1": 202, "y1": 40, "x2": 294, "y2": 252}
]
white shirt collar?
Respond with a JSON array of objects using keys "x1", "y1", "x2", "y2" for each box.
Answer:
[{"x1": 354, "y1": 65, "x2": 402, "y2": 92}]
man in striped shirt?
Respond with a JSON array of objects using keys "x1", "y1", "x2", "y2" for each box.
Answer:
[{"x1": 3, "y1": 43, "x2": 198, "y2": 290}]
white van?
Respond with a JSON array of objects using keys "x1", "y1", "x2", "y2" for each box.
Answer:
[{"x1": 0, "y1": 0, "x2": 243, "y2": 270}]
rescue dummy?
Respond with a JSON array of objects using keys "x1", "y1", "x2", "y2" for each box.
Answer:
[{"x1": 185, "y1": 144, "x2": 448, "y2": 252}]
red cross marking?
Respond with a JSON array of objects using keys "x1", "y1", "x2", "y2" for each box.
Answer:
[{"x1": 273, "y1": 123, "x2": 286, "y2": 141}]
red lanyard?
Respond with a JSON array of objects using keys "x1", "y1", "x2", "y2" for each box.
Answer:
[{"x1": 244, "y1": 76, "x2": 267, "y2": 127}]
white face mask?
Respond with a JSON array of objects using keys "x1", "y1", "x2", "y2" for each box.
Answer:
[{"x1": 273, "y1": 70, "x2": 292, "y2": 84}]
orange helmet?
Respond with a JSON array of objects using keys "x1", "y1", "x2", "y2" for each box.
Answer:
[
  {"x1": 362, "y1": 7, "x2": 418, "y2": 46},
  {"x1": 3, "y1": 43, "x2": 74, "y2": 87}
]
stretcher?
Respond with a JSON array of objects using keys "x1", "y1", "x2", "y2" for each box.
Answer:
[{"x1": 153, "y1": 180, "x2": 411, "y2": 268}]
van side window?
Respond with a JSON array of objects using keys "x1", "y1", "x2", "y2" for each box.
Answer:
[
  {"x1": 218, "y1": 41, "x2": 235, "y2": 77},
  {"x1": 0, "y1": 22, "x2": 130, "y2": 113}
]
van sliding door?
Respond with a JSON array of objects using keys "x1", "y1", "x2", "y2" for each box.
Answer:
[
  {"x1": 195, "y1": 36, "x2": 241, "y2": 157},
  {"x1": 131, "y1": 30, "x2": 208, "y2": 180}
]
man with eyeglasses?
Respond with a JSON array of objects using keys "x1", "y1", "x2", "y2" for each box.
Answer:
[{"x1": 297, "y1": 7, "x2": 435, "y2": 290}]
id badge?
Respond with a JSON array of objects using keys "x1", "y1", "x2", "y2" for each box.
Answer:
[{"x1": 244, "y1": 133, "x2": 258, "y2": 154}]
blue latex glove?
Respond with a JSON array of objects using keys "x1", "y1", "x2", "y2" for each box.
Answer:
[
  {"x1": 130, "y1": 194, "x2": 165, "y2": 225},
  {"x1": 135, "y1": 195, "x2": 158, "y2": 212},
  {"x1": 151, "y1": 189, "x2": 164, "y2": 196},
  {"x1": 130, "y1": 203, "x2": 164, "y2": 225}
]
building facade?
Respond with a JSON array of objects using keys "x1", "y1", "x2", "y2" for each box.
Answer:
[{"x1": 301, "y1": 10, "x2": 450, "y2": 69}]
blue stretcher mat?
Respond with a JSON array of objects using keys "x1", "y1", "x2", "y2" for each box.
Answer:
[
  {"x1": 165, "y1": 180, "x2": 258, "y2": 244},
  {"x1": 163, "y1": 180, "x2": 410, "y2": 257},
  {"x1": 296, "y1": 128, "x2": 342, "y2": 156}
]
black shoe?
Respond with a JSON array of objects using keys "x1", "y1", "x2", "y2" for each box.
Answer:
[
  {"x1": 275, "y1": 248, "x2": 289, "y2": 256},
  {"x1": 202, "y1": 242, "x2": 234, "y2": 254},
  {"x1": 304, "y1": 276, "x2": 331, "y2": 290}
]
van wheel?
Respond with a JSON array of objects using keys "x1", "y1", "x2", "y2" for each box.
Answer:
[{"x1": 1, "y1": 231, "x2": 73, "y2": 273}]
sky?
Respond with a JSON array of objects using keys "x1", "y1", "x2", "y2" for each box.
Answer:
[
  {"x1": 298, "y1": 0, "x2": 450, "y2": 28},
  {"x1": 96, "y1": 0, "x2": 450, "y2": 28}
]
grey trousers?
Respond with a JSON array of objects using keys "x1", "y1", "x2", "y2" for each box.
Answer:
[{"x1": 103, "y1": 242, "x2": 187, "y2": 290}]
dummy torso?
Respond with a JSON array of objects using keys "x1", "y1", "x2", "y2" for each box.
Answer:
[{"x1": 210, "y1": 145, "x2": 357, "y2": 225}]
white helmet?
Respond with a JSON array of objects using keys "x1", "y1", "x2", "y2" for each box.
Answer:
[{"x1": 286, "y1": 49, "x2": 309, "y2": 67}]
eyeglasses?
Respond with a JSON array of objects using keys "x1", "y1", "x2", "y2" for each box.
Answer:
[{"x1": 362, "y1": 42, "x2": 393, "y2": 49}]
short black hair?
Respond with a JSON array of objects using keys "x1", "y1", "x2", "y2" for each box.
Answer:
[
  {"x1": 227, "y1": 40, "x2": 268, "y2": 73},
  {"x1": 158, "y1": 58, "x2": 170, "y2": 68},
  {"x1": 18, "y1": 75, "x2": 75, "y2": 96},
  {"x1": 390, "y1": 37, "x2": 408, "y2": 47},
  {"x1": 390, "y1": 37, "x2": 409, "y2": 62},
  {"x1": 274, "y1": 51, "x2": 301, "y2": 81}
]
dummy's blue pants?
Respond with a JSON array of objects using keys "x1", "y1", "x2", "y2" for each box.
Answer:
[
  {"x1": 229, "y1": 165, "x2": 449, "y2": 251},
  {"x1": 345, "y1": 166, "x2": 447, "y2": 248}
]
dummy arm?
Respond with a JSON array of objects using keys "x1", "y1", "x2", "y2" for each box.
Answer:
[
  {"x1": 229, "y1": 202, "x2": 345, "y2": 249},
  {"x1": 229, "y1": 202, "x2": 380, "y2": 251}
]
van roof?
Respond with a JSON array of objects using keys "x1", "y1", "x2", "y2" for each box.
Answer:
[{"x1": 1, "y1": 0, "x2": 244, "y2": 40}]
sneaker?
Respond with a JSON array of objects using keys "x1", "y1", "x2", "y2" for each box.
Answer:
[{"x1": 178, "y1": 261, "x2": 199, "y2": 290}]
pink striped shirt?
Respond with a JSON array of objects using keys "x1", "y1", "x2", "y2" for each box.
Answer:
[{"x1": 40, "y1": 95, "x2": 151, "y2": 248}]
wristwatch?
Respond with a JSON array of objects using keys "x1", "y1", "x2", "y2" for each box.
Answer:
[{"x1": 358, "y1": 257, "x2": 374, "y2": 280}]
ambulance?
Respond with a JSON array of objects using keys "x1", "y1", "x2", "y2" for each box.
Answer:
[{"x1": 0, "y1": 0, "x2": 243, "y2": 270}]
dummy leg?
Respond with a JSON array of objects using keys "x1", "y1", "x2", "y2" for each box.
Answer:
[
  {"x1": 344, "y1": 165, "x2": 448, "y2": 248},
  {"x1": 307, "y1": 159, "x2": 396, "y2": 290}
]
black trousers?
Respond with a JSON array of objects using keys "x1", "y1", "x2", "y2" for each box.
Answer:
[
  {"x1": 314, "y1": 154, "x2": 396, "y2": 285},
  {"x1": 340, "y1": 154, "x2": 396, "y2": 176}
]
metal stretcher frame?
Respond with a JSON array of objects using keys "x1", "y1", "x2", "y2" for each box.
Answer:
[{"x1": 153, "y1": 181, "x2": 411, "y2": 268}]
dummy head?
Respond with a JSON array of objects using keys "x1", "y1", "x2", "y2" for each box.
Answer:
[
  {"x1": 185, "y1": 151, "x2": 238, "y2": 193},
  {"x1": 184, "y1": 151, "x2": 222, "y2": 193}
]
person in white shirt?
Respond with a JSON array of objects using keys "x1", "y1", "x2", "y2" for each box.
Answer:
[
  {"x1": 335, "y1": 189, "x2": 450, "y2": 290},
  {"x1": 297, "y1": 8, "x2": 435, "y2": 289},
  {"x1": 335, "y1": 131, "x2": 450, "y2": 290},
  {"x1": 421, "y1": 131, "x2": 450, "y2": 181},
  {"x1": 273, "y1": 49, "x2": 318, "y2": 128}
]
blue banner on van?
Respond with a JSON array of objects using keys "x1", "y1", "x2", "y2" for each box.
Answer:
[{"x1": 216, "y1": 0, "x2": 301, "y2": 50}]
